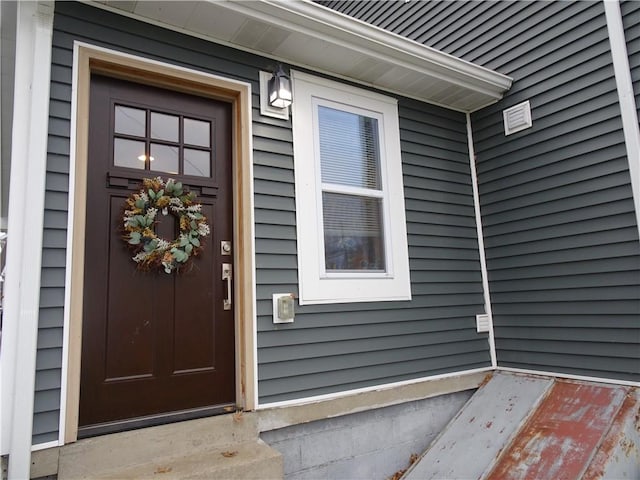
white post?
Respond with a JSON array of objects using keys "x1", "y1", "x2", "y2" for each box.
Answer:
[{"x1": 0, "y1": 1, "x2": 53, "y2": 478}]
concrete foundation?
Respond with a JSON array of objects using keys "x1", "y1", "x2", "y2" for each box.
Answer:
[{"x1": 261, "y1": 390, "x2": 473, "y2": 480}]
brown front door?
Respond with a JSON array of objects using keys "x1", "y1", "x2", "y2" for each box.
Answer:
[{"x1": 79, "y1": 75, "x2": 235, "y2": 431}]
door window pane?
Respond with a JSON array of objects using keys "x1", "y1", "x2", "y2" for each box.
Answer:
[
  {"x1": 150, "y1": 112, "x2": 179, "y2": 142},
  {"x1": 322, "y1": 192, "x2": 385, "y2": 272},
  {"x1": 184, "y1": 118, "x2": 210, "y2": 147},
  {"x1": 114, "y1": 138, "x2": 146, "y2": 169},
  {"x1": 115, "y1": 106, "x2": 146, "y2": 137},
  {"x1": 319, "y1": 106, "x2": 381, "y2": 189},
  {"x1": 184, "y1": 149, "x2": 211, "y2": 177},
  {"x1": 112, "y1": 105, "x2": 213, "y2": 178},
  {"x1": 150, "y1": 143, "x2": 179, "y2": 174}
]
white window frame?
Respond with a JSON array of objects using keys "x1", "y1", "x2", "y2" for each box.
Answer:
[{"x1": 291, "y1": 71, "x2": 411, "y2": 305}]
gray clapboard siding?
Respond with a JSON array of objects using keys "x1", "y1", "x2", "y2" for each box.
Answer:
[
  {"x1": 35, "y1": 1, "x2": 489, "y2": 443},
  {"x1": 260, "y1": 330, "x2": 485, "y2": 363},
  {"x1": 257, "y1": 351, "x2": 488, "y2": 400},
  {"x1": 469, "y1": 2, "x2": 640, "y2": 381},
  {"x1": 491, "y1": 271, "x2": 640, "y2": 292},
  {"x1": 35, "y1": 369, "x2": 60, "y2": 392},
  {"x1": 258, "y1": 318, "x2": 476, "y2": 345},
  {"x1": 321, "y1": 0, "x2": 640, "y2": 381},
  {"x1": 257, "y1": 98, "x2": 487, "y2": 404}
]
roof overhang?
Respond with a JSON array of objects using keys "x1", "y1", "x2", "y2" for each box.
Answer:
[{"x1": 89, "y1": 0, "x2": 512, "y2": 112}]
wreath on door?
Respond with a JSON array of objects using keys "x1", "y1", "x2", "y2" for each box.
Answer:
[{"x1": 122, "y1": 177, "x2": 211, "y2": 274}]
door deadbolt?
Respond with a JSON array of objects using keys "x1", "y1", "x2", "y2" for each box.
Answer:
[{"x1": 221, "y1": 241, "x2": 232, "y2": 255}]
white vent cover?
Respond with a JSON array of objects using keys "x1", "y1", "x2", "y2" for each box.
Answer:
[
  {"x1": 503, "y1": 100, "x2": 532, "y2": 135},
  {"x1": 476, "y1": 314, "x2": 491, "y2": 333}
]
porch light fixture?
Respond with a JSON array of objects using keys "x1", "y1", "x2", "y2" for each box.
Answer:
[{"x1": 268, "y1": 65, "x2": 292, "y2": 109}]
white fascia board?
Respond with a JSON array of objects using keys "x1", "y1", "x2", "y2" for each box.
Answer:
[
  {"x1": 88, "y1": 0, "x2": 512, "y2": 111},
  {"x1": 218, "y1": 0, "x2": 513, "y2": 99}
]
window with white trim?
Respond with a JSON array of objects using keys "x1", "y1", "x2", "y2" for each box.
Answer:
[{"x1": 292, "y1": 71, "x2": 411, "y2": 305}]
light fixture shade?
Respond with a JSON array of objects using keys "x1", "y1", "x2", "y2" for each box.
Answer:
[{"x1": 268, "y1": 65, "x2": 292, "y2": 109}]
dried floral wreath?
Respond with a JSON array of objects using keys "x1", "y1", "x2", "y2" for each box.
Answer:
[{"x1": 122, "y1": 177, "x2": 211, "y2": 274}]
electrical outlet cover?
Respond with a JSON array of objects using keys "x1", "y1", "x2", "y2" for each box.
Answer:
[{"x1": 273, "y1": 293, "x2": 295, "y2": 324}]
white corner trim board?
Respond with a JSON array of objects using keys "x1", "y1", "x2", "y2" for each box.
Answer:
[
  {"x1": 604, "y1": 0, "x2": 640, "y2": 242},
  {"x1": 466, "y1": 113, "x2": 497, "y2": 368},
  {"x1": 0, "y1": 2, "x2": 54, "y2": 479}
]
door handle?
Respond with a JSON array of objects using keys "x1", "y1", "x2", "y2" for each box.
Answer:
[{"x1": 222, "y1": 263, "x2": 232, "y2": 310}]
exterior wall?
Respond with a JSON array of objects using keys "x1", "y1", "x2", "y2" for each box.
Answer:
[
  {"x1": 0, "y1": 0, "x2": 17, "y2": 229},
  {"x1": 470, "y1": 1, "x2": 640, "y2": 382},
  {"x1": 622, "y1": 0, "x2": 640, "y2": 116},
  {"x1": 322, "y1": 0, "x2": 640, "y2": 381},
  {"x1": 34, "y1": 2, "x2": 489, "y2": 445},
  {"x1": 258, "y1": 96, "x2": 489, "y2": 404},
  {"x1": 261, "y1": 389, "x2": 473, "y2": 480}
]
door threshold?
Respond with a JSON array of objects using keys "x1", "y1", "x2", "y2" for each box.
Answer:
[{"x1": 78, "y1": 403, "x2": 237, "y2": 438}]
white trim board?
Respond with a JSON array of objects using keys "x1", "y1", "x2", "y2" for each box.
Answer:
[
  {"x1": 497, "y1": 367, "x2": 640, "y2": 388},
  {"x1": 257, "y1": 367, "x2": 494, "y2": 411},
  {"x1": 31, "y1": 440, "x2": 59, "y2": 453},
  {"x1": 604, "y1": 0, "x2": 640, "y2": 243},
  {"x1": 0, "y1": 2, "x2": 54, "y2": 479},
  {"x1": 466, "y1": 113, "x2": 496, "y2": 368}
]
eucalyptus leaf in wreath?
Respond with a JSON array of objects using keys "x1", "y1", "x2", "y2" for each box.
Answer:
[
  {"x1": 128, "y1": 232, "x2": 141, "y2": 245},
  {"x1": 122, "y1": 177, "x2": 211, "y2": 274}
]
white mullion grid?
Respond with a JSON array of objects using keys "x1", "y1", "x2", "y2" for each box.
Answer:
[{"x1": 321, "y1": 182, "x2": 384, "y2": 198}]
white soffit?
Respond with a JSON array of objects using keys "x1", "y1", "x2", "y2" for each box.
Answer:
[{"x1": 91, "y1": 0, "x2": 513, "y2": 112}]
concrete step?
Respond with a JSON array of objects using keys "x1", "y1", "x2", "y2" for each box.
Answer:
[
  {"x1": 403, "y1": 372, "x2": 639, "y2": 480},
  {"x1": 59, "y1": 440, "x2": 282, "y2": 480},
  {"x1": 57, "y1": 413, "x2": 283, "y2": 480}
]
